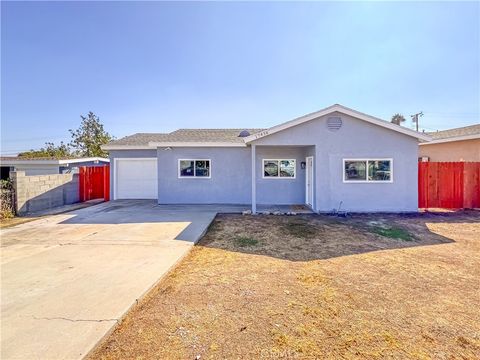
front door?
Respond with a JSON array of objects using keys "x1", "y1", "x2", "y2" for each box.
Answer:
[{"x1": 305, "y1": 156, "x2": 314, "y2": 207}]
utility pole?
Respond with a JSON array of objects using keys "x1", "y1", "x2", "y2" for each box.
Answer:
[{"x1": 410, "y1": 111, "x2": 424, "y2": 132}]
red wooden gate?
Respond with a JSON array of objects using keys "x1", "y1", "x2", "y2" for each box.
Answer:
[
  {"x1": 418, "y1": 162, "x2": 480, "y2": 209},
  {"x1": 79, "y1": 165, "x2": 110, "y2": 202}
]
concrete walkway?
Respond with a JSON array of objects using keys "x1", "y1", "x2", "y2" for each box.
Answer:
[
  {"x1": 1, "y1": 200, "x2": 217, "y2": 360},
  {"x1": 156, "y1": 203, "x2": 313, "y2": 214}
]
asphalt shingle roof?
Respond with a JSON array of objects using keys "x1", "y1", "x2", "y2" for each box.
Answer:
[
  {"x1": 427, "y1": 124, "x2": 480, "y2": 140},
  {"x1": 106, "y1": 129, "x2": 266, "y2": 146},
  {"x1": 105, "y1": 133, "x2": 171, "y2": 146}
]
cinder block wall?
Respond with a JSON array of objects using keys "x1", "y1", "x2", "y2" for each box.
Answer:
[{"x1": 10, "y1": 171, "x2": 80, "y2": 215}]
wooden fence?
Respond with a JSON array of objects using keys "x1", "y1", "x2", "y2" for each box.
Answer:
[
  {"x1": 418, "y1": 162, "x2": 480, "y2": 209},
  {"x1": 79, "y1": 166, "x2": 110, "y2": 202}
]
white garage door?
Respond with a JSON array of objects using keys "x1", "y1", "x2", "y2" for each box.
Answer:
[{"x1": 115, "y1": 159, "x2": 158, "y2": 199}]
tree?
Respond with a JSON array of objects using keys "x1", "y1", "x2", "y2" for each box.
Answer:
[
  {"x1": 69, "y1": 112, "x2": 113, "y2": 157},
  {"x1": 18, "y1": 142, "x2": 72, "y2": 158},
  {"x1": 391, "y1": 113, "x2": 406, "y2": 126}
]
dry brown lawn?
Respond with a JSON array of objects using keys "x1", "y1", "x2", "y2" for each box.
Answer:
[
  {"x1": 0, "y1": 215, "x2": 38, "y2": 229},
  {"x1": 90, "y1": 211, "x2": 480, "y2": 360}
]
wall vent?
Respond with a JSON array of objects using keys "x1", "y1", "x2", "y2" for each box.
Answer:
[{"x1": 327, "y1": 117, "x2": 342, "y2": 131}]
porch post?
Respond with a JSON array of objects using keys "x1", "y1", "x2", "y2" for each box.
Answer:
[{"x1": 251, "y1": 144, "x2": 256, "y2": 214}]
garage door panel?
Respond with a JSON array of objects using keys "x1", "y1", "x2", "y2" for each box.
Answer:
[{"x1": 115, "y1": 159, "x2": 158, "y2": 199}]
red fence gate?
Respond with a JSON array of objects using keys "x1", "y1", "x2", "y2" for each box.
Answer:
[
  {"x1": 79, "y1": 165, "x2": 110, "y2": 202},
  {"x1": 418, "y1": 162, "x2": 480, "y2": 209}
]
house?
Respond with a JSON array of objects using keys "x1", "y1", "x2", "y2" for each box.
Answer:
[
  {"x1": 0, "y1": 157, "x2": 109, "y2": 180},
  {"x1": 102, "y1": 104, "x2": 431, "y2": 213},
  {"x1": 418, "y1": 124, "x2": 480, "y2": 162}
]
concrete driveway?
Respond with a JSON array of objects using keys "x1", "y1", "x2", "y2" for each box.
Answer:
[{"x1": 1, "y1": 200, "x2": 218, "y2": 360}]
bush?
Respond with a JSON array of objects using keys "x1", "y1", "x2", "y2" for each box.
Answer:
[
  {"x1": 0, "y1": 179, "x2": 12, "y2": 189},
  {"x1": 0, "y1": 179, "x2": 15, "y2": 219},
  {"x1": 0, "y1": 209, "x2": 14, "y2": 219},
  {"x1": 234, "y1": 236, "x2": 259, "y2": 247}
]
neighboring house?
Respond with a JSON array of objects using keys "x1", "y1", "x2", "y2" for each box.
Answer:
[
  {"x1": 0, "y1": 157, "x2": 109, "y2": 180},
  {"x1": 419, "y1": 124, "x2": 480, "y2": 162},
  {"x1": 102, "y1": 104, "x2": 430, "y2": 213}
]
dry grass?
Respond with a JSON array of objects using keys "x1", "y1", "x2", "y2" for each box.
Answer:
[
  {"x1": 0, "y1": 215, "x2": 39, "y2": 229},
  {"x1": 90, "y1": 211, "x2": 480, "y2": 360}
]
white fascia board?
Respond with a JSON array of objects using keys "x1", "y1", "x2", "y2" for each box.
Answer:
[
  {"x1": 0, "y1": 157, "x2": 110, "y2": 166},
  {"x1": 149, "y1": 142, "x2": 247, "y2": 147},
  {"x1": 57, "y1": 157, "x2": 110, "y2": 164},
  {"x1": 419, "y1": 133, "x2": 480, "y2": 145},
  {"x1": 101, "y1": 145, "x2": 155, "y2": 150},
  {"x1": 0, "y1": 160, "x2": 59, "y2": 166},
  {"x1": 244, "y1": 104, "x2": 432, "y2": 143}
]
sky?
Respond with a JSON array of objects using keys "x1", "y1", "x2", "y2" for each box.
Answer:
[{"x1": 1, "y1": 1, "x2": 479, "y2": 155}]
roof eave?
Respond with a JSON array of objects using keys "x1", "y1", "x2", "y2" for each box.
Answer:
[
  {"x1": 57, "y1": 157, "x2": 110, "y2": 164},
  {"x1": 0, "y1": 157, "x2": 110, "y2": 165},
  {"x1": 149, "y1": 142, "x2": 247, "y2": 148},
  {"x1": 0, "y1": 160, "x2": 59, "y2": 165},
  {"x1": 419, "y1": 133, "x2": 480, "y2": 145},
  {"x1": 101, "y1": 145, "x2": 156, "y2": 151}
]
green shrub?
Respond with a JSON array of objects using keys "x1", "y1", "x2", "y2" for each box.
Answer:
[
  {"x1": 0, "y1": 179, "x2": 13, "y2": 189},
  {"x1": 234, "y1": 236, "x2": 259, "y2": 247},
  {"x1": 371, "y1": 226, "x2": 413, "y2": 241}
]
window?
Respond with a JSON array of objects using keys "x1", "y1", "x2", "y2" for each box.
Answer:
[
  {"x1": 368, "y1": 160, "x2": 391, "y2": 181},
  {"x1": 263, "y1": 159, "x2": 296, "y2": 178},
  {"x1": 179, "y1": 159, "x2": 211, "y2": 178},
  {"x1": 343, "y1": 159, "x2": 392, "y2": 182}
]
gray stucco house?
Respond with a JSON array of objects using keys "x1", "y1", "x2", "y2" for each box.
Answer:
[{"x1": 103, "y1": 104, "x2": 431, "y2": 213}]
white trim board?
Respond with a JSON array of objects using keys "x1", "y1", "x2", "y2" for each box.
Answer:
[
  {"x1": 102, "y1": 145, "x2": 155, "y2": 150},
  {"x1": 244, "y1": 104, "x2": 432, "y2": 143},
  {"x1": 150, "y1": 142, "x2": 246, "y2": 148},
  {"x1": 0, "y1": 157, "x2": 109, "y2": 166}
]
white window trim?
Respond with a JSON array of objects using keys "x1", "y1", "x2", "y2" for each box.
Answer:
[
  {"x1": 343, "y1": 158, "x2": 393, "y2": 183},
  {"x1": 178, "y1": 159, "x2": 212, "y2": 179},
  {"x1": 262, "y1": 159, "x2": 296, "y2": 179}
]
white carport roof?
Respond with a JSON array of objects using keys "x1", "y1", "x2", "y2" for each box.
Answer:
[{"x1": 0, "y1": 157, "x2": 109, "y2": 166}]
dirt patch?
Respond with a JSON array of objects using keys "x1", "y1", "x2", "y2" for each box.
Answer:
[
  {"x1": 282, "y1": 218, "x2": 317, "y2": 238},
  {"x1": 90, "y1": 211, "x2": 480, "y2": 360}
]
